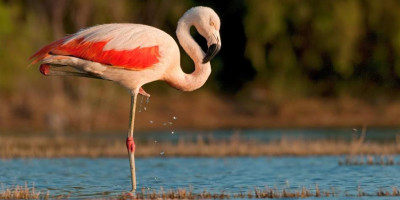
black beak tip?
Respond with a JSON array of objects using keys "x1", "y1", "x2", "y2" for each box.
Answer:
[{"x1": 203, "y1": 44, "x2": 221, "y2": 64}]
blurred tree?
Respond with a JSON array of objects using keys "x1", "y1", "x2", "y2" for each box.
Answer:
[
  {"x1": 244, "y1": 0, "x2": 400, "y2": 98},
  {"x1": 3, "y1": 0, "x2": 400, "y2": 131}
]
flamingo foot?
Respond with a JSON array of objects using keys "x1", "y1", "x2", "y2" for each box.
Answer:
[
  {"x1": 126, "y1": 136, "x2": 135, "y2": 153},
  {"x1": 139, "y1": 88, "x2": 150, "y2": 97},
  {"x1": 39, "y1": 64, "x2": 51, "y2": 75}
]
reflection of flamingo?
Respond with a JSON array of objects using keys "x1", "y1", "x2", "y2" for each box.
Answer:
[{"x1": 30, "y1": 6, "x2": 221, "y2": 192}]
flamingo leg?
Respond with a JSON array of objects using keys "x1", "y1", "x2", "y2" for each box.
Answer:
[
  {"x1": 126, "y1": 93, "x2": 138, "y2": 192},
  {"x1": 39, "y1": 64, "x2": 102, "y2": 79}
]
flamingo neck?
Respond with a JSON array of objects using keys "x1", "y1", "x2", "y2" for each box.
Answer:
[
  {"x1": 176, "y1": 14, "x2": 205, "y2": 63},
  {"x1": 167, "y1": 14, "x2": 211, "y2": 92}
]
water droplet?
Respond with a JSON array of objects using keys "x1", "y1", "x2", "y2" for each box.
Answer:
[
  {"x1": 173, "y1": 116, "x2": 177, "y2": 120},
  {"x1": 163, "y1": 123, "x2": 167, "y2": 126},
  {"x1": 144, "y1": 107, "x2": 147, "y2": 111},
  {"x1": 353, "y1": 128, "x2": 358, "y2": 132},
  {"x1": 154, "y1": 140, "x2": 158, "y2": 143},
  {"x1": 138, "y1": 96, "x2": 144, "y2": 112},
  {"x1": 149, "y1": 120, "x2": 154, "y2": 124},
  {"x1": 146, "y1": 97, "x2": 150, "y2": 104},
  {"x1": 171, "y1": 131, "x2": 175, "y2": 134},
  {"x1": 168, "y1": 122, "x2": 173, "y2": 125},
  {"x1": 160, "y1": 151, "x2": 164, "y2": 156}
]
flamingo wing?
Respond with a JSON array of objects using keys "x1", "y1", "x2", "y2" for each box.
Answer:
[{"x1": 30, "y1": 24, "x2": 161, "y2": 70}]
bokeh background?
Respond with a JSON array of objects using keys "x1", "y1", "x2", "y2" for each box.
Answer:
[{"x1": 2, "y1": 0, "x2": 400, "y2": 133}]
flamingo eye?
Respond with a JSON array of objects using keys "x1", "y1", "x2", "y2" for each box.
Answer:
[{"x1": 209, "y1": 20, "x2": 215, "y2": 28}]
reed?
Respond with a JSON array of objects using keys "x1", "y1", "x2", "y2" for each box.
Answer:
[
  {"x1": 117, "y1": 185, "x2": 400, "y2": 199},
  {"x1": 0, "y1": 183, "x2": 48, "y2": 199},
  {"x1": 2, "y1": 133, "x2": 400, "y2": 158},
  {"x1": 339, "y1": 155, "x2": 399, "y2": 165},
  {"x1": 2, "y1": 184, "x2": 400, "y2": 199}
]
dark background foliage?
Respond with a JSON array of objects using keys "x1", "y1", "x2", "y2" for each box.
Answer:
[{"x1": 2, "y1": 0, "x2": 400, "y2": 131}]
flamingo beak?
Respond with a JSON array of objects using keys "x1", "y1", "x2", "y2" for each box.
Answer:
[{"x1": 202, "y1": 43, "x2": 221, "y2": 64}]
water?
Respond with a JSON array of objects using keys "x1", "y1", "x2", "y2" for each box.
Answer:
[
  {"x1": 138, "y1": 96, "x2": 144, "y2": 112},
  {"x1": 1, "y1": 156, "x2": 400, "y2": 199},
  {"x1": 2, "y1": 128, "x2": 400, "y2": 198}
]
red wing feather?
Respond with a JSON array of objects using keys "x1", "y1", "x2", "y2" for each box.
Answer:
[
  {"x1": 30, "y1": 37, "x2": 160, "y2": 70},
  {"x1": 29, "y1": 35, "x2": 72, "y2": 65}
]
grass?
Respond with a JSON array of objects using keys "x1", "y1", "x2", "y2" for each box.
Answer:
[
  {"x1": 0, "y1": 183, "x2": 48, "y2": 199},
  {"x1": 116, "y1": 185, "x2": 400, "y2": 199},
  {"x1": 6, "y1": 90, "x2": 400, "y2": 133},
  {"x1": 2, "y1": 129, "x2": 400, "y2": 158},
  {"x1": 339, "y1": 155, "x2": 398, "y2": 165},
  {"x1": 2, "y1": 184, "x2": 400, "y2": 199}
]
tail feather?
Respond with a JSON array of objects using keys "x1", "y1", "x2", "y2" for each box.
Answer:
[{"x1": 29, "y1": 35, "x2": 72, "y2": 65}]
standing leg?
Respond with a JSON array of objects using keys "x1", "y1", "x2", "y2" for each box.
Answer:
[{"x1": 126, "y1": 93, "x2": 138, "y2": 192}]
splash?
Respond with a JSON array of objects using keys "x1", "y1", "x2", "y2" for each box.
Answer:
[
  {"x1": 138, "y1": 96, "x2": 144, "y2": 112},
  {"x1": 143, "y1": 96, "x2": 150, "y2": 111}
]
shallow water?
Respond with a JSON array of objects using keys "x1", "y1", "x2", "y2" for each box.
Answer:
[{"x1": 1, "y1": 156, "x2": 400, "y2": 199}]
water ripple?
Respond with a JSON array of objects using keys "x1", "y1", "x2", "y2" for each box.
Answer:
[{"x1": 0, "y1": 156, "x2": 399, "y2": 198}]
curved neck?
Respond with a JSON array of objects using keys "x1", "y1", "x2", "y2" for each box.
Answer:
[
  {"x1": 176, "y1": 17, "x2": 205, "y2": 63},
  {"x1": 166, "y1": 15, "x2": 211, "y2": 92}
]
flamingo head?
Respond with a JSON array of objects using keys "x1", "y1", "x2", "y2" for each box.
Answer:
[{"x1": 185, "y1": 6, "x2": 221, "y2": 64}]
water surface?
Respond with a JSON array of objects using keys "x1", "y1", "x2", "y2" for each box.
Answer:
[{"x1": 1, "y1": 156, "x2": 399, "y2": 199}]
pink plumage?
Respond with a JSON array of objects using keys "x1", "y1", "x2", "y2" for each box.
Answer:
[
  {"x1": 30, "y1": 27, "x2": 161, "y2": 70},
  {"x1": 30, "y1": 7, "x2": 221, "y2": 192}
]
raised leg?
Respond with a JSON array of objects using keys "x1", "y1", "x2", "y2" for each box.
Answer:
[
  {"x1": 41, "y1": 55, "x2": 107, "y2": 76},
  {"x1": 126, "y1": 93, "x2": 138, "y2": 192},
  {"x1": 39, "y1": 64, "x2": 101, "y2": 79},
  {"x1": 40, "y1": 64, "x2": 150, "y2": 98}
]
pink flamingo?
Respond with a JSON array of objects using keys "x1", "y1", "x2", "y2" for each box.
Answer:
[{"x1": 30, "y1": 6, "x2": 221, "y2": 192}]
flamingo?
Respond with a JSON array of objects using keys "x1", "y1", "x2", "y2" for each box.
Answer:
[{"x1": 30, "y1": 6, "x2": 221, "y2": 192}]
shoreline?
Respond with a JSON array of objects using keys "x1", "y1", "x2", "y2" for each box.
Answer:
[
  {"x1": 2, "y1": 133, "x2": 400, "y2": 158},
  {"x1": 3, "y1": 91, "x2": 400, "y2": 133}
]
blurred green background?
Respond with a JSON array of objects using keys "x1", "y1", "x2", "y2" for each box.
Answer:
[{"x1": 2, "y1": 0, "x2": 400, "y2": 133}]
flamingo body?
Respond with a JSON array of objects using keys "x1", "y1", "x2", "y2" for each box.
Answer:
[
  {"x1": 31, "y1": 6, "x2": 221, "y2": 192},
  {"x1": 31, "y1": 24, "x2": 182, "y2": 93}
]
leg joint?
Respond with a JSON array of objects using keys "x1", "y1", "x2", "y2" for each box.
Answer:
[{"x1": 126, "y1": 136, "x2": 135, "y2": 153}]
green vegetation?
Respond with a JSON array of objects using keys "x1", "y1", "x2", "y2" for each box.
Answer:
[
  {"x1": 244, "y1": 0, "x2": 400, "y2": 99},
  {"x1": 2, "y1": 0, "x2": 400, "y2": 132}
]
